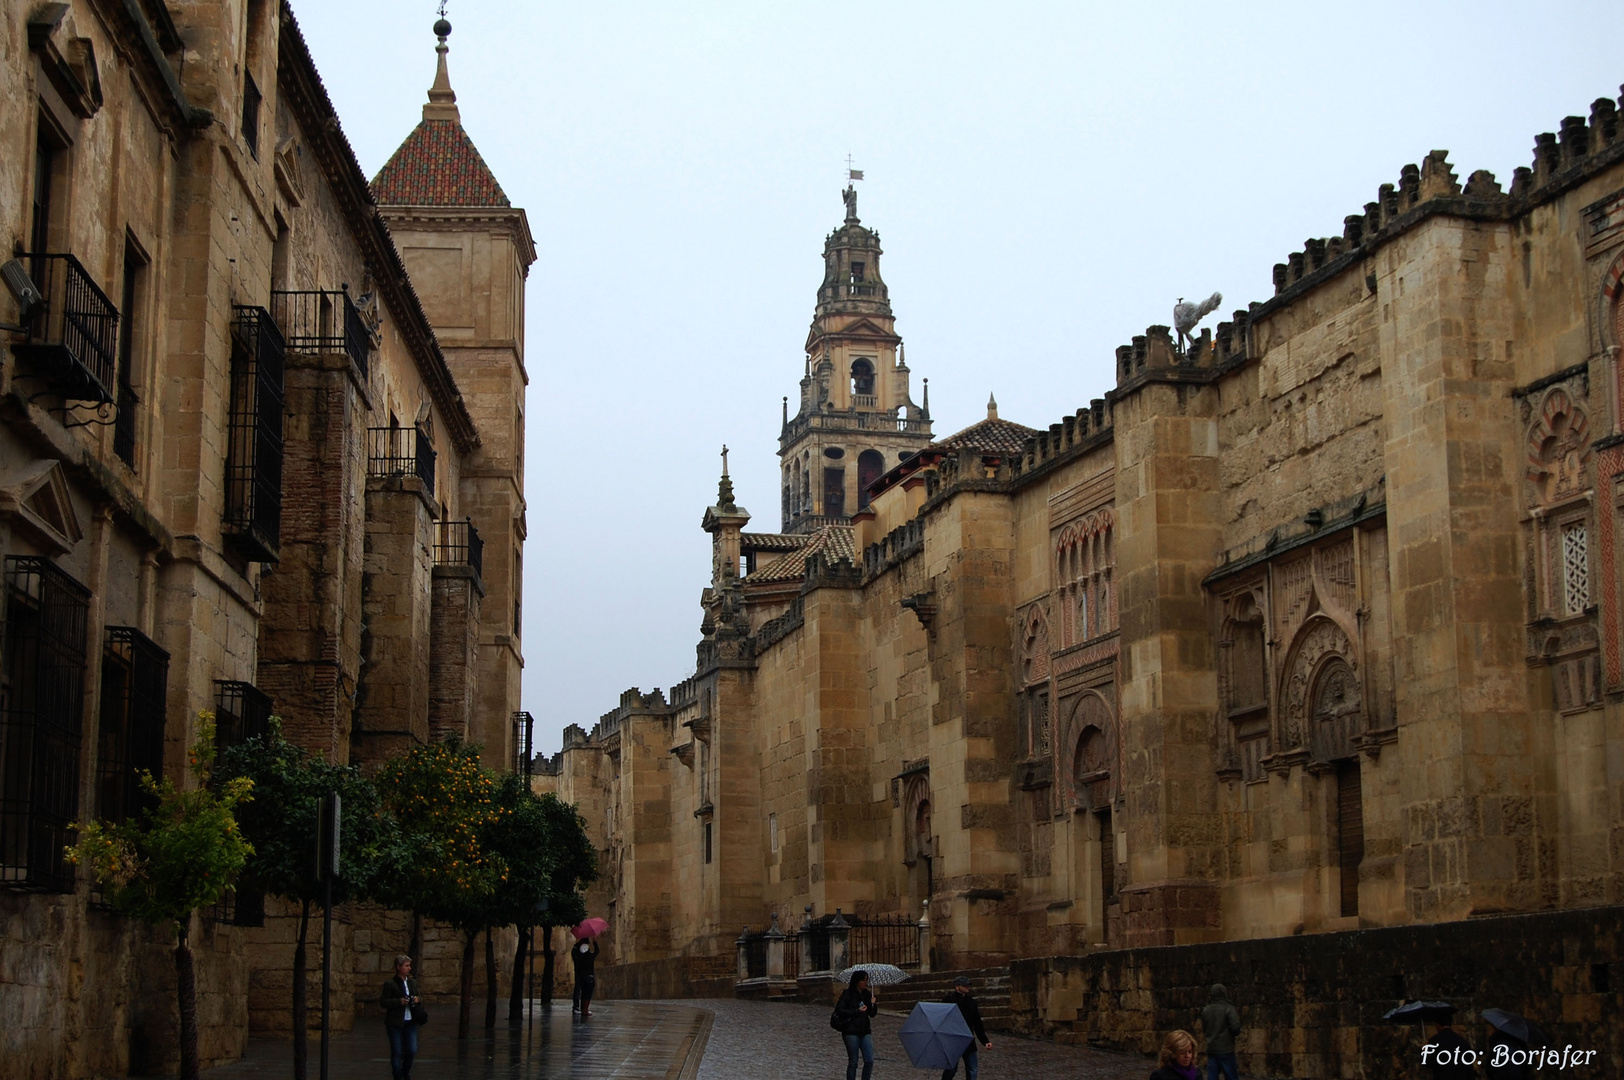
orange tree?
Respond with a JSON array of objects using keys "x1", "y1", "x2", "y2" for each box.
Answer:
[
  {"x1": 374, "y1": 738, "x2": 507, "y2": 1038},
  {"x1": 68, "y1": 714, "x2": 253, "y2": 1080}
]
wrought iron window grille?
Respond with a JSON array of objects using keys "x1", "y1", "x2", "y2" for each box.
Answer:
[
  {"x1": 367, "y1": 426, "x2": 435, "y2": 497},
  {"x1": 97, "y1": 626, "x2": 169, "y2": 826},
  {"x1": 213, "y1": 679, "x2": 273, "y2": 754},
  {"x1": 511, "y1": 711, "x2": 534, "y2": 778},
  {"x1": 224, "y1": 306, "x2": 286, "y2": 562},
  {"x1": 1, "y1": 556, "x2": 91, "y2": 893}
]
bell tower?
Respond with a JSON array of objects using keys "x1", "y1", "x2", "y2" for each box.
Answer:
[{"x1": 779, "y1": 186, "x2": 932, "y2": 532}]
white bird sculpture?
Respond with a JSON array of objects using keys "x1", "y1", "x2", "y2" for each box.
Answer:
[{"x1": 1174, "y1": 292, "x2": 1223, "y2": 351}]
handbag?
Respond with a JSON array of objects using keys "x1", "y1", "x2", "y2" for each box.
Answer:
[
  {"x1": 829, "y1": 1005, "x2": 848, "y2": 1033},
  {"x1": 413, "y1": 1001, "x2": 430, "y2": 1027}
]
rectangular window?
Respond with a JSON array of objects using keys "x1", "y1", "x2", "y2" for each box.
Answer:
[
  {"x1": 241, "y1": 73, "x2": 261, "y2": 158},
  {"x1": 114, "y1": 243, "x2": 146, "y2": 467},
  {"x1": 1563, "y1": 523, "x2": 1589, "y2": 615},
  {"x1": 224, "y1": 306, "x2": 285, "y2": 561},
  {"x1": 1096, "y1": 808, "x2": 1114, "y2": 902},
  {"x1": 513, "y1": 551, "x2": 523, "y2": 636},
  {"x1": 214, "y1": 679, "x2": 273, "y2": 753},
  {"x1": 0, "y1": 556, "x2": 91, "y2": 892},
  {"x1": 1336, "y1": 760, "x2": 1364, "y2": 917},
  {"x1": 97, "y1": 627, "x2": 169, "y2": 824},
  {"x1": 823, "y1": 467, "x2": 845, "y2": 519},
  {"x1": 703, "y1": 821, "x2": 713, "y2": 864},
  {"x1": 31, "y1": 126, "x2": 57, "y2": 256}
]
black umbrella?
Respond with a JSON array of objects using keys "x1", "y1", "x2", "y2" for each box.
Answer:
[
  {"x1": 1482, "y1": 1008, "x2": 1553, "y2": 1048},
  {"x1": 1383, "y1": 1001, "x2": 1456, "y2": 1024}
]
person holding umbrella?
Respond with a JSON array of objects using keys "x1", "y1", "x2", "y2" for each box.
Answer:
[
  {"x1": 939, "y1": 975, "x2": 991, "y2": 1080},
  {"x1": 834, "y1": 969, "x2": 879, "y2": 1080},
  {"x1": 571, "y1": 917, "x2": 606, "y2": 1019}
]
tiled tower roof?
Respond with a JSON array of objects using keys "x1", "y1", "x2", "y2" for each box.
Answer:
[
  {"x1": 370, "y1": 18, "x2": 509, "y2": 208},
  {"x1": 372, "y1": 121, "x2": 509, "y2": 207}
]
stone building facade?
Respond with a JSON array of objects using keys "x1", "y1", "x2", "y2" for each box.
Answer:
[
  {"x1": 0, "y1": 3, "x2": 529, "y2": 1076},
  {"x1": 539, "y1": 91, "x2": 1624, "y2": 1072}
]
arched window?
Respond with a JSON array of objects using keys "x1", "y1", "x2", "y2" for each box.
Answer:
[
  {"x1": 851, "y1": 358, "x2": 875, "y2": 399},
  {"x1": 857, "y1": 449, "x2": 884, "y2": 509}
]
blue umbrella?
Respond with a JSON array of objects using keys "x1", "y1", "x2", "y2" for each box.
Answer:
[{"x1": 898, "y1": 1001, "x2": 974, "y2": 1070}]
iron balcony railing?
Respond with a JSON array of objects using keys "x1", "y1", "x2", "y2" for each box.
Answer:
[
  {"x1": 436, "y1": 518, "x2": 483, "y2": 580},
  {"x1": 270, "y1": 288, "x2": 370, "y2": 380},
  {"x1": 214, "y1": 679, "x2": 274, "y2": 753},
  {"x1": 367, "y1": 427, "x2": 435, "y2": 497},
  {"x1": 224, "y1": 306, "x2": 286, "y2": 562},
  {"x1": 12, "y1": 253, "x2": 120, "y2": 402}
]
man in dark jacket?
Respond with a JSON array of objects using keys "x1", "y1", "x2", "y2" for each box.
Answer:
[
  {"x1": 379, "y1": 954, "x2": 422, "y2": 1080},
  {"x1": 1421, "y1": 1021, "x2": 1478, "y2": 1080},
  {"x1": 1200, "y1": 983, "x2": 1241, "y2": 1080},
  {"x1": 941, "y1": 975, "x2": 992, "y2": 1080}
]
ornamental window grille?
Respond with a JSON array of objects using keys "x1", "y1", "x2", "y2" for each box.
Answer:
[
  {"x1": 0, "y1": 556, "x2": 90, "y2": 892},
  {"x1": 224, "y1": 306, "x2": 285, "y2": 562},
  {"x1": 97, "y1": 627, "x2": 169, "y2": 825},
  {"x1": 214, "y1": 680, "x2": 273, "y2": 753},
  {"x1": 1562, "y1": 523, "x2": 1589, "y2": 615},
  {"x1": 1025, "y1": 688, "x2": 1051, "y2": 758}
]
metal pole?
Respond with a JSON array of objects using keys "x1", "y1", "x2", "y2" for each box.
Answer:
[{"x1": 320, "y1": 865, "x2": 332, "y2": 1080}]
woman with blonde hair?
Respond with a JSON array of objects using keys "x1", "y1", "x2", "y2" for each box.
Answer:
[{"x1": 1149, "y1": 1029, "x2": 1200, "y2": 1080}]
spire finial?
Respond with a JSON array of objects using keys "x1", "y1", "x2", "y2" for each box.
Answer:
[
  {"x1": 425, "y1": 4, "x2": 461, "y2": 123},
  {"x1": 922, "y1": 377, "x2": 930, "y2": 418},
  {"x1": 717, "y1": 445, "x2": 737, "y2": 510},
  {"x1": 987, "y1": 393, "x2": 998, "y2": 421}
]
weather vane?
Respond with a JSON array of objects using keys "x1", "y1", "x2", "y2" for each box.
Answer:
[
  {"x1": 437, "y1": 0, "x2": 448, "y2": 17},
  {"x1": 846, "y1": 154, "x2": 863, "y2": 182}
]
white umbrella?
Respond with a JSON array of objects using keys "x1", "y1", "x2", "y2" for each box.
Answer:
[{"x1": 835, "y1": 963, "x2": 910, "y2": 986}]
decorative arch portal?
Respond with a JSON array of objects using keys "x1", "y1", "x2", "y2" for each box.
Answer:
[
  {"x1": 1279, "y1": 615, "x2": 1363, "y2": 758},
  {"x1": 1062, "y1": 691, "x2": 1116, "y2": 810},
  {"x1": 857, "y1": 449, "x2": 885, "y2": 509},
  {"x1": 1526, "y1": 388, "x2": 1592, "y2": 506},
  {"x1": 1603, "y1": 249, "x2": 1624, "y2": 350},
  {"x1": 1020, "y1": 605, "x2": 1051, "y2": 686},
  {"x1": 900, "y1": 770, "x2": 933, "y2": 903}
]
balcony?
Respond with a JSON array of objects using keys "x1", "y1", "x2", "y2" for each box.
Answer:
[
  {"x1": 9, "y1": 253, "x2": 119, "y2": 403},
  {"x1": 224, "y1": 306, "x2": 286, "y2": 562},
  {"x1": 435, "y1": 517, "x2": 483, "y2": 580},
  {"x1": 852, "y1": 394, "x2": 877, "y2": 409},
  {"x1": 270, "y1": 289, "x2": 370, "y2": 380},
  {"x1": 511, "y1": 711, "x2": 535, "y2": 778},
  {"x1": 367, "y1": 426, "x2": 435, "y2": 497}
]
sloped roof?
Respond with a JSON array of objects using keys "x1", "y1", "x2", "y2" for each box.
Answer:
[
  {"x1": 932, "y1": 415, "x2": 1038, "y2": 456},
  {"x1": 740, "y1": 532, "x2": 807, "y2": 553},
  {"x1": 748, "y1": 526, "x2": 856, "y2": 584},
  {"x1": 371, "y1": 120, "x2": 510, "y2": 207}
]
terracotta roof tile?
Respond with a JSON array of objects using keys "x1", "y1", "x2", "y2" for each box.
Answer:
[
  {"x1": 931, "y1": 416, "x2": 1038, "y2": 456},
  {"x1": 747, "y1": 526, "x2": 855, "y2": 583},
  {"x1": 740, "y1": 532, "x2": 807, "y2": 553},
  {"x1": 371, "y1": 120, "x2": 510, "y2": 207}
]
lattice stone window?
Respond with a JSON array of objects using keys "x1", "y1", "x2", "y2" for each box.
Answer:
[{"x1": 1562, "y1": 522, "x2": 1589, "y2": 615}]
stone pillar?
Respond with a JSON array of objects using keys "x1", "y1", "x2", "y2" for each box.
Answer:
[
  {"x1": 355, "y1": 475, "x2": 437, "y2": 764},
  {"x1": 764, "y1": 912, "x2": 785, "y2": 979},
  {"x1": 735, "y1": 927, "x2": 750, "y2": 982},
  {"x1": 916, "y1": 902, "x2": 931, "y2": 974},
  {"x1": 828, "y1": 910, "x2": 850, "y2": 973}
]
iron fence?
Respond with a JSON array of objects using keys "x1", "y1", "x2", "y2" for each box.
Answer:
[
  {"x1": 368, "y1": 426, "x2": 436, "y2": 497},
  {"x1": 214, "y1": 680, "x2": 274, "y2": 753},
  {"x1": 0, "y1": 556, "x2": 91, "y2": 893},
  {"x1": 849, "y1": 913, "x2": 920, "y2": 967},
  {"x1": 270, "y1": 288, "x2": 370, "y2": 379},
  {"x1": 14, "y1": 252, "x2": 119, "y2": 402},
  {"x1": 742, "y1": 931, "x2": 769, "y2": 979},
  {"x1": 436, "y1": 518, "x2": 482, "y2": 579}
]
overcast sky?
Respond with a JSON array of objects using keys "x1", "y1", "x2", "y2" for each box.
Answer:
[{"x1": 295, "y1": 1, "x2": 1621, "y2": 757}]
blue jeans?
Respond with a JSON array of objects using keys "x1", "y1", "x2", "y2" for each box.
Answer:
[
  {"x1": 1208, "y1": 1052, "x2": 1238, "y2": 1080},
  {"x1": 943, "y1": 1042, "x2": 979, "y2": 1080},
  {"x1": 386, "y1": 1021, "x2": 418, "y2": 1079},
  {"x1": 843, "y1": 1032, "x2": 875, "y2": 1080}
]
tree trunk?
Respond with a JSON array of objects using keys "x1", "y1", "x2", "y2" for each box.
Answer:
[
  {"x1": 508, "y1": 924, "x2": 529, "y2": 1022},
  {"x1": 293, "y1": 898, "x2": 311, "y2": 1080},
  {"x1": 175, "y1": 926, "x2": 200, "y2": 1080},
  {"x1": 409, "y1": 910, "x2": 424, "y2": 972},
  {"x1": 458, "y1": 929, "x2": 476, "y2": 1038},
  {"x1": 540, "y1": 924, "x2": 555, "y2": 1002},
  {"x1": 483, "y1": 927, "x2": 498, "y2": 1030}
]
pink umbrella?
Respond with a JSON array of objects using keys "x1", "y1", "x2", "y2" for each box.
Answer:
[{"x1": 573, "y1": 917, "x2": 609, "y2": 939}]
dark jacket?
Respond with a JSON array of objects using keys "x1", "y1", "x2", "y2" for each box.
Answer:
[
  {"x1": 1149, "y1": 1067, "x2": 1197, "y2": 1080},
  {"x1": 379, "y1": 975, "x2": 419, "y2": 1029},
  {"x1": 1485, "y1": 1032, "x2": 1530, "y2": 1080},
  {"x1": 1423, "y1": 1028, "x2": 1477, "y2": 1080},
  {"x1": 835, "y1": 985, "x2": 876, "y2": 1036},
  {"x1": 1200, "y1": 984, "x2": 1242, "y2": 1055},
  {"x1": 941, "y1": 990, "x2": 989, "y2": 1045},
  {"x1": 571, "y1": 939, "x2": 599, "y2": 979}
]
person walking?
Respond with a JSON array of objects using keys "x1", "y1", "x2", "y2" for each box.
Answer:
[
  {"x1": 1421, "y1": 1019, "x2": 1478, "y2": 1080},
  {"x1": 379, "y1": 954, "x2": 423, "y2": 1080},
  {"x1": 571, "y1": 935, "x2": 600, "y2": 1018},
  {"x1": 834, "y1": 969, "x2": 879, "y2": 1080},
  {"x1": 1149, "y1": 1030, "x2": 1200, "y2": 1080},
  {"x1": 1200, "y1": 984, "x2": 1241, "y2": 1080},
  {"x1": 940, "y1": 974, "x2": 992, "y2": 1080}
]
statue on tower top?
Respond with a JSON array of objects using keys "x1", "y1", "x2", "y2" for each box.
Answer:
[{"x1": 842, "y1": 185, "x2": 859, "y2": 225}]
